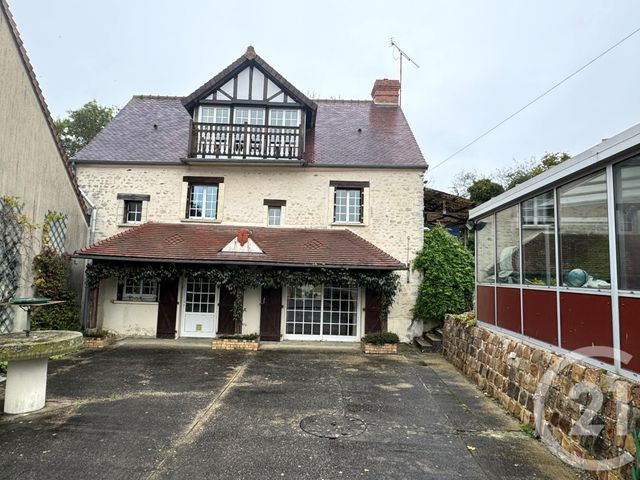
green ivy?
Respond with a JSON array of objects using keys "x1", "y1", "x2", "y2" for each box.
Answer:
[
  {"x1": 85, "y1": 262, "x2": 400, "y2": 326},
  {"x1": 412, "y1": 225, "x2": 475, "y2": 324},
  {"x1": 31, "y1": 248, "x2": 80, "y2": 331}
]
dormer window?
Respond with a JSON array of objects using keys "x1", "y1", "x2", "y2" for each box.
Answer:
[
  {"x1": 234, "y1": 108, "x2": 265, "y2": 125},
  {"x1": 269, "y1": 109, "x2": 300, "y2": 127},
  {"x1": 199, "y1": 106, "x2": 229, "y2": 124}
]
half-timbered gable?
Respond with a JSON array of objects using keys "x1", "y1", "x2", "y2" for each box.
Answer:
[{"x1": 182, "y1": 47, "x2": 317, "y2": 162}]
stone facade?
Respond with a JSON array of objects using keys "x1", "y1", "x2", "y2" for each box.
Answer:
[
  {"x1": 443, "y1": 315, "x2": 640, "y2": 480},
  {"x1": 361, "y1": 341, "x2": 398, "y2": 354},
  {"x1": 212, "y1": 339, "x2": 259, "y2": 351},
  {"x1": 0, "y1": 5, "x2": 89, "y2": 332},
  {"x1": 76, "y1": 164, "x2": 424, "y2": 340}
]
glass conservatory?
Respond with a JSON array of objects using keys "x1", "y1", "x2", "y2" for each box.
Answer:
[{"x1": 469, "y1": 123, "x2": 640, "y2": 377}]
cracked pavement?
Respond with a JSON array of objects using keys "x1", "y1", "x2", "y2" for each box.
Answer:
[{"x1": 0, "y1": 339, "x2": 590, "y2": 479}]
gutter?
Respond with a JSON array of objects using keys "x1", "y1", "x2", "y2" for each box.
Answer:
[{"x1": 72, "y1": 254, "x2": 408, "y2": 271}]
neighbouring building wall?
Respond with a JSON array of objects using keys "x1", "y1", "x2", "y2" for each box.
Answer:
[
  {"x1": 76, "y1": 164, "x2": 424, "y2": 339},
  {"x1": 0, "y1": 7, "x2": 89, "y2": 332},
  {"x1": 443, "y1": 316, "x2": 640, "y2": 480}
]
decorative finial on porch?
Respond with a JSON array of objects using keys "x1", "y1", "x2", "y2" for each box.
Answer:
[
  {"x1": 237, "y1": 228, "x2": 251, "y2": 246},
  {"x1": 245, "y1": 46, "x2": 257, "y2": 59}
]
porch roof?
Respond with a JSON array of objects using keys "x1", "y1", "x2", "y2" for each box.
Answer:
[{"x1": 75, "y1": 223, "x2": 406, "y2": 270}]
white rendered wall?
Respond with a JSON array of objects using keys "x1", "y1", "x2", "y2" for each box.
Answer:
[{"x1": 97, "y1": 279, "x2": 158, "y2": 336}]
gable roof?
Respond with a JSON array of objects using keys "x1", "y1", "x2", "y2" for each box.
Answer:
[
  {"x1": 182, "y1": 46, "x2": 318, "y2": 118},
  {"x1": 76, "y1": 222, "x2": 406, "y2": 270},
  {"x1": 0, "y1": 0, "x2": 88, "y2": 219},
  {"x1": 73, "y1": 96, "x2": 191, "y2": 163}
]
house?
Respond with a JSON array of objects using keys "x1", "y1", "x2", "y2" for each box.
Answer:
[
  {"x1": 0, "y1": 0, "x2": 89, "y2": 333},
  {"x1": 73, "y1": 47, "x2": 427, "y2": 342},
  {"x1": 468, "y1": 122, "x2": 640, "y2": 377}
]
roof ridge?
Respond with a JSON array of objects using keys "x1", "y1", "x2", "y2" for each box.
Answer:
[
  {"x1": 315, "y1": 99, "x2": 372, "y2": 104},
  {"x1": 132, "y1": 95, "x2": 185, "y2": 100}
]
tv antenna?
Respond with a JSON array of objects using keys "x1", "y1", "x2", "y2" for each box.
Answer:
[{"x1": 390, "y1": 38, "x2": 420, "y2": 105}]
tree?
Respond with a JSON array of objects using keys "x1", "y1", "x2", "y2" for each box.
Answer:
[
  {"x1": 496, "y1": 152, "x2": 570, "y2": 190},
  {"x1": 450, "y1": 170, "x2": 480, "y2": 197},
  {"x1": 54, "y1": 100, "x2": 116, "y2": 158},
  {"x1": 467, "y1": 178, "x2": 504, "y2": 203},
  {"x1": 412, "y1": 225, "x2": 475, "y2": 324}
]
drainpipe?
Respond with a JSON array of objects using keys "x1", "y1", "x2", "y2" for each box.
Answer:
[{"x1": 79, "y1": 189, "x2": 97, "y2": 330}]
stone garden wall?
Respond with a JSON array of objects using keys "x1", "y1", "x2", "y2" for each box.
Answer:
[{"x1": 443, "y1": 315, "x2": 640, "y2": 480}]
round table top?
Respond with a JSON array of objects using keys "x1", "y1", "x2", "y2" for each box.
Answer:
[{"x1": 0, "y1": 331, "x2": 83, "y2": 361}]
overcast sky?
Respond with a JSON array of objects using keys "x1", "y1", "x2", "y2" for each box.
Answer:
[{"x1": 9, "y1": 0, "x2": 640, "y2": 192}]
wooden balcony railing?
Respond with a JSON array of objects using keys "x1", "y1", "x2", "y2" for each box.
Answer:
[{"x1": 189, "y1": 122, "x2": 303, "y2": 160}]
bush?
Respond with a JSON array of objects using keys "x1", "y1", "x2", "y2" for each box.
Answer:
[
  {"x1": 412, "y1": 225, "x2": 475, "y2": 324},
  {"x1": 83, "y1": 329, "x2": 112, "y2": 338},
  {"x1": 0, "y1": 361, "x2": 7, "y2": 374},
  {"x1": 31, "y1": 248, "x2": 80, "y2": 331},
  {"x1": 362, "y1": 332, "x2": 399, "y2": 345}
]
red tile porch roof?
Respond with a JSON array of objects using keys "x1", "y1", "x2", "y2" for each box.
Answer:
[{"x1": 75, "y1": 223, "x2": 406, "y2": 270}]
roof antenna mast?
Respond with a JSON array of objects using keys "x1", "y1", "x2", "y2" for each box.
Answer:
[{"x1": 390, "y1": 38, "x2": 420, "y2": 106}]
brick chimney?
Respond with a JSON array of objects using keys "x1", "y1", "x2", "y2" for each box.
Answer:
[{"x1": 371, "y1": 79, "x2": 400, "y2": 106}]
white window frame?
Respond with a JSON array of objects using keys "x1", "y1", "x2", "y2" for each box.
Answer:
[
  {"x1": 268, "y1": 206, "x2": 282, "y2": 226},
  {"x1": 269, "y1": 109, "x2": 300, "y2": 127},
  {"x1": 121, "y1": 278, "x2": 158, "y2": 302},
  {"x1": 283, "y1": 285, "x2": 361, "y2": 342},
  {"x1": 188, "y1": 184, "x2": 219, "y2": 220},
  {"x1": 123, "y1": 200, "x2": 143, "y2": 224},
  {"x1": 234, "y1": 107, "x2": 265, "y2": 125},
  {"x1": 199, "y1": 106, "x2": 230, "y2": 124},
  {"x1": 334, "y1": 188, "x2": 363, "y2": 223}
]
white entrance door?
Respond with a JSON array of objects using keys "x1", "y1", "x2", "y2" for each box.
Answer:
[{"x1": 181, "y1": 277, "x2": 218, "y2": 338}]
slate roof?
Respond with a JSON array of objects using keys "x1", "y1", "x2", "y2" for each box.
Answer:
[
  {"x1": 73, "y1": 97, "x2": 426, "y2": 168},
  {"x1": 305, "y1": 100, "x2": 426, "y2": 167},
  {"x1": 76, "y1": 223, "x2": 406, "y2": 270},
  {"x1": 73, "y1": 96, "x2": 191, "y2": 163}
]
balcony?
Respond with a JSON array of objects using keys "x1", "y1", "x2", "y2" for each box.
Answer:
[{"x1": 188, "y1": 122, "x2": 303, "y2": 160}]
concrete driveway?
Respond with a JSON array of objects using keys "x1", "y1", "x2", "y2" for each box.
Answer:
[{"x1": 0, "y1": 340, "x2": 588, "y2": 480}]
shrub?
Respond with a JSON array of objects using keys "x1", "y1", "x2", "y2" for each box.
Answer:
[
  {"x1": 412, "y1": 225, "x2": 475, "y2": 324},
  {"x1": 451, "y1": 311, "x2": 476, "y2": 328},
  {"x1": 83, "y1": 329, "x2": 112, "y2": 338},
  {"x1": 31, "y1": 248, "x2": 80, "y2": 331},
  {"x1": 216, "y1": 333, "x2": 258, "y2": 341},
  {"x1": 362, "y1": 332, "x2": 399, "y2": 345},
  {"x1": 0, "y1": 361, "x2": 7, "y2": 374}
]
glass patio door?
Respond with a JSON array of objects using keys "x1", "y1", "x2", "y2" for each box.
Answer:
[{"x1": 181, "y1": 277, "x2": 218, "y2": 338}]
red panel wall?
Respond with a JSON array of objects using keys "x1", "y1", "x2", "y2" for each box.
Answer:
[
  {"x1": 619, "y1": 296, "x2": 640, "y2": 374},
  {"x1": 496, "y1": 287, "x2": 521, "y2": 333},
  {"x1": 560, "y1": 292, "x2": 613, "y2": 364},
  {"x1": 476, "y1": 285, "x2": 495, "y2": 324},
  {"x1": 522, "y1": 289, "x2": 558, "y2": 345}
]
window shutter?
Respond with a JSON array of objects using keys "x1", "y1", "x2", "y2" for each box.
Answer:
[
  {"x1": 359, "y1": 189, "x2": 364, "y2": 223},
  {"x1": 116, "y1": 281, "x2": 124, "y2": 301},
  {"x1": 333, "y1": 188, "x2": 338, "y2": 222},
  {"x1": 185, "y1": 184, "x2": 192, "y2": 218}
]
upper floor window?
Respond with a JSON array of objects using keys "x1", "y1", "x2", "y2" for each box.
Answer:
[
  {"x1": 334, "y1": 188, "x2": 363, "y2": 223},
  {"x1": 124, "y1": 200, "x2": 142, "y2": 224},
  {"x1": 117, "y1": 194, "x2": 150, "y2": 226},
  {"x1": 188, "y1": 184, "x2": 219, "y2": 220},
  {"x1": 269, "y1": 109, "x2": 299, "y2": 127},
  {"x1": 200, "y1": 106, "x2": 229, "y2": 124},
  {"x1": 234, "y1": 108, "x2": 264, "y2": 125},
  {"x1": 268, "y1": 206, "x2": 282, "y2": 226}
]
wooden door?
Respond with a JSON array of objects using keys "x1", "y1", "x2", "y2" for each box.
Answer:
[
  {"x1": 364, "y1": 289, "x2": 386, "y2": 333},
  {"x1": 260, "y1": 287, "x2": 282, "y2": 341},
  {"x1": 156, "y1": 279, "x2": 179, "y2": 338},
  {"x1": 217, "y1": 286, "x2": 237, "y2": 334}
]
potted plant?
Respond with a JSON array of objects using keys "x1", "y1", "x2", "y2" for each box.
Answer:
[
  {"x1": 212, "y1": 333, "x2": 259, "y2": 351},
  {"x1": 361, "y1": 332, "x2": 399, "y2": 354},
  {"x1": 83, "y1": 329, "x2": 117, "y2": 348}
]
